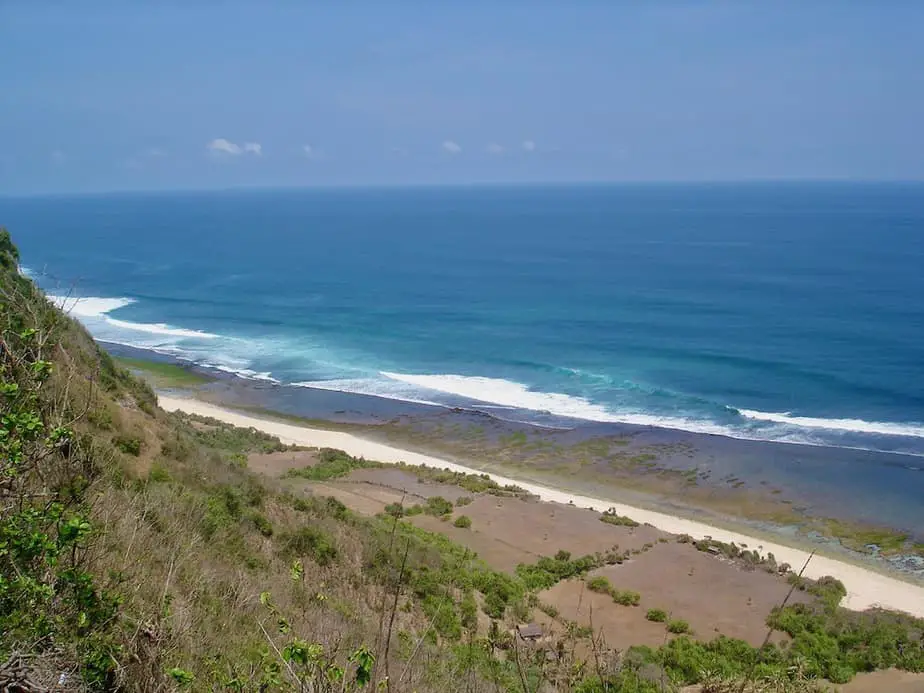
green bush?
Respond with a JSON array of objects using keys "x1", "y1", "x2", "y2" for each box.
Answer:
[
  {"x1": 453, "y1": 515, "x2": 472, "y2": 529},
  {"x1": 179, "y1": 413, "x2": 287, "y2": 454},
  {"x1": 516, "y1": 551, "x2": 603, "y2": 591},
  {"x1": 201, "y1": 486, "x2": 243, "y2": 537},
  {"x1": 767, "y1": 602, "x2": 924, "y2": 681},
  {"x1": 384, "y1": 502, "x2": 405, "y2": 518},
  {"x1": 613, "y1": 590, "x2": 641, "y2": 606},
  {"x1": 600, "y1": 511, "x2": 640, "y2": 528},
  {"x1": 248, "y1": 511, "x2": 274, "y2": 537},
  {"x1": 113, "y1": 435, "x2": 142, "y2": 456},
  {"x1": 646, "y1": 608, "x2": 667, "y2": 623},
  {"x1": 667, "y1": 619, "x2": 691, "y2": 634},
  {"x1": 147, "y1": 463, "x2": 171, "y2": 483},
  {"x1": 586, "y1": 576, "x2": 612, "y2": 594},
  {"x1": 483, "y1": 590, "x2": 507, "y2": 619},
  {"x1": 284, "y1": 448, "x2": 373, "y2": 481},
  {"x1": 455, "y1": 496, "x2": 473, "y2": 507},
  {"x1": 424, "y1": 496, "x2": 454, "y2": 517},
  {"x1": 408, "y1": 466, "x2": 527, "y2": 497},
  {"x1": 280, "y1": 527, "x2": 338, "y2": 566}
]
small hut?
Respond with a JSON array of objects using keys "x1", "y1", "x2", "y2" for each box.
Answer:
[{"x1": 516, "y1": 623, "x2": 543, "y2": 642}]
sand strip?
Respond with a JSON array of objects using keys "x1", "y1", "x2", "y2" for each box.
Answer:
[{"x1": 159, "y1": 395, "x2": 924, "y2": 618}]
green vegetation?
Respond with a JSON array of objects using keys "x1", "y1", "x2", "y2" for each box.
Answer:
[
  {"x1": 424, "y1": 496, "x2": 454, "y2": 517},
  {"x1": 666, "y1": 619, "x2": 692, "y2": 634},
  {"x1": 818, "y1": 518, "x2": 921, "y2": 557},
  {"x1": 612, "y1": 590, "x2": 641, "y2": 607},
  {"x1": 405, "y1": 465, "x2": 529, "y2": 497},
  {"x1": 115, "y1": 356, "x2": 213, "y2": 387},
  {"x1": 284, "y1": 447, "x2": 377, "y2": 481},
  {"x1": 453, "y1": 515, "x2": 472, "y2": 529},
  {"x1": 599, "y1": 509, "x2": 640, "y2": 528},
  {"x1": 114, "y1": 434, "x2": 142, "y2": 456},
  {"x1": 583, "y1": 575, "x2": 640, "y2": 606},
  {"x1": 645, "y1": 608, "x2": 668, "y2": 623},
  {"x1": 515, "y1": 550, "x2": 603, "y2": 591}
]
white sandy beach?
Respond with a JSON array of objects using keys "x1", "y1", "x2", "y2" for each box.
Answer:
[{"x1": 159, "y1": 395, "x2": 924, "y2": 618}]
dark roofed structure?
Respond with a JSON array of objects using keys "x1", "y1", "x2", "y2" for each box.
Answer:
[{"x1": 517, "y1": 623, "x2": 543, "y2": 641}]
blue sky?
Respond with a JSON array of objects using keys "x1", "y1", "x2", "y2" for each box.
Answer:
[{"x1": 2, "y1": 2, "x2": 923, "y2": 193}]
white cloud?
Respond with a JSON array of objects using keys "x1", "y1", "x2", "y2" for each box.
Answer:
[
  {"x1": 442, "y1": 140, "x2": 462, "y2": 154},
  {"x1": 207, "y1": 138, "x2": 242, "y2": 155},
  {"x1": 303, "y1": 144, "x2": 314, "y2": 157},
  {"x1": 206, "y1": 138, "x2": 262, "y2": 156},
  {"x1": 486, "y1": 143, "x2": 504, "y2": 155},
  {"x1": 145, "y1": 147, "x2": 167, "y2": 158},
  {"x1": 522, "y1": 140, "x2": 536, "y2": 152}
]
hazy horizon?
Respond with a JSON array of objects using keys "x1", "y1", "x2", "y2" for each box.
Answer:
[{"x1": 3, "y1": 3, "x2": 923, "y2": 194}]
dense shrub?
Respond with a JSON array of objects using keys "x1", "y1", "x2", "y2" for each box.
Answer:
[
  {"x1": 384, "y1": 502, "x2": 405, "y2": 518},
  {"x1": 424, "y1": 496, "x2": 454, "y2": 517},
  {"x1": 248, "y1": 511, "x2": 274, "y2": 537},
  {"x1": 280, "y1": 526, "x2": 338, "y2": 566},
  {"x1": 646, "y1": 608, "x2": 668, "y2": 623},
  {"x1": 284, "y1": 448, "x2": 373, "y2": 481},
  {"x1": 113, "y1": 435, "x2": 142, "y2": 456},
  {"x1": 147, "y1": 463, "x2": 171, "y2": 483},
  {"x1": 600, "y1": 511, "x2": 640, "y2": 528},
  {"x1": 667, "y1": 619, "x2": 691, "y2": 634},
  {"x1": 586, "y1": 576, "x2": 613, "y2": 594},
  {"x1": 453, "y1": 515, "x2": 472, "y2": 529},
  {"x1": 613, "y1": 590, "x2": 641, "y2": 607},
  {"x1": 515, "y1": 551, "x2": 603, "y2": 591},
  {"x1": 180, "y1": 413, "x2": 287, "y2": 454}
]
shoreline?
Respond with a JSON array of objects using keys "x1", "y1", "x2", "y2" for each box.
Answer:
[
  {"x1": 159, "y1": 393, "x2": 924, "y2": 618},
  {"x1": 111, "y1": 344, "x2": 924, "y2": 540}
]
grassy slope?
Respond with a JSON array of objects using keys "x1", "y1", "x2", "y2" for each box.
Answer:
[
  {"x1": 114, "y1": 357, "x2": 213, "y2": 388},
  {"x1": 1, "y1": 228, "x2": 922, "y2": 693}
]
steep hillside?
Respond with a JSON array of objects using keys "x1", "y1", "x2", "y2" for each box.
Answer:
[{"x1": 1, "y1": 228, "x2": 922, "y2": 693}]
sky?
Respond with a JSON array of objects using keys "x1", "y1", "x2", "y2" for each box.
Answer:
[{"x1": 2, "y1": 2, "x2": 924, "y2": 194}]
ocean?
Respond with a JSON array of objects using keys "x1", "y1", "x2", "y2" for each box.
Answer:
[{"x1": 5, "y1": 183, "x2": 924, "y2": 456}]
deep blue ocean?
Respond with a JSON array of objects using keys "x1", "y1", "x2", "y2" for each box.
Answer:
[{"x1": 5, "y1": 184, "x2": 924, "y2": 455}]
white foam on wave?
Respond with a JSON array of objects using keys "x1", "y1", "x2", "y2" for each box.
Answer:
[
  {"x1": 379, "y1": 371, "x2": 742, "y2": 434},
  {"x1": 739, "y1": 410, "x2": 924, "y2": 439},
  {"x1": 378, "y1": 372, "x2": 924, "y2": 449},
  {"x1": 49, "y1": 294, "x2": 218, "y2": 340},
  {"x1": 294, "y1": 377, "x2": 444, "y2": 408},
  {"x1": 382, "y1": 371, "x2": 622, "y2": 421},
  {"x1": 49, "y1": 294, "x2": 136, "y2": 318},
  {"x1": 105, "y1": 317, "x2": 218, "y2": 340}
]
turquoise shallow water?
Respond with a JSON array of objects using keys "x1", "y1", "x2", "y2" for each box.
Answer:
[{"x1": 5, "y1": 183, "x2": 924, "y2": 455}]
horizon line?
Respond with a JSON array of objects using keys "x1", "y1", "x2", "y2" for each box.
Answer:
[{"x1": 4, "y1": 177, "x2": 924, "y2": 200}]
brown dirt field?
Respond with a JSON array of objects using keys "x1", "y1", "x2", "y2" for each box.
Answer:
[
  {"x1": 248, "y1": 452, "x2": 818, "y2": 654},
  {"x1": 347, "y1": 467, "x2": 473, "y2": 502},
  {"x1": 248, "y1": 449, "x2": 319, "y2": 476},
  {"x1": 538, "y1": 578, "x2": 670, "y2": 650},
  {"x1": 309, "y1": 481, "x2": 405, "y2": 516},
  {"x1": 409, "y1": 514, "x2": 536, "y2": 571},
  {"x1": 541, "y1": 541, "x2": 809, "y2": 648},
  {"x1": 837, "y1": 669, "x2": 924, "y2": 692},
  {"x1": 461, "y1": 495, "x2": 667, "y2": 558},
  {"x1": 396, "y1": 493, "x2": 666, "y2": 572}
]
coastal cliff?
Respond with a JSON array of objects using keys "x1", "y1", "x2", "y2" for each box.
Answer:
[{"x1": 1, "y1": 228, "x2": 922, "y2": 692}]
